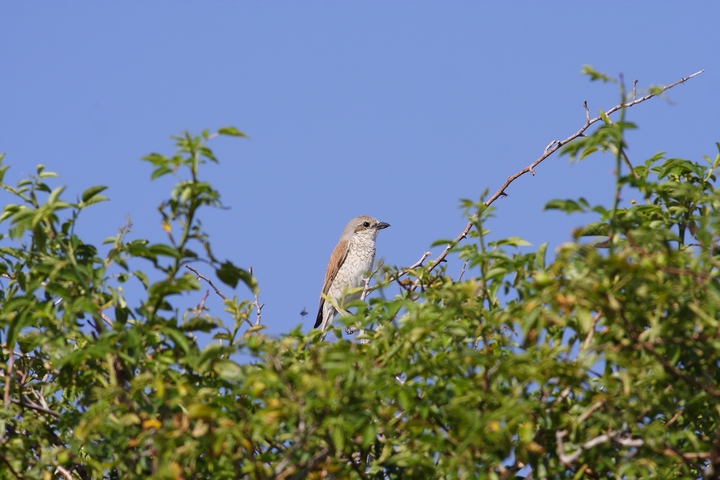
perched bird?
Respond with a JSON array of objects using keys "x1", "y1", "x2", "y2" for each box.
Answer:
[{"x1": 315, "y1": 216, "x2": 390, "y2": 331}]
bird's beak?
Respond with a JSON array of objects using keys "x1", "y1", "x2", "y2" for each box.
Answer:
[{"x1": 376, "y1": 222, "x2": 390, "y2": 230}]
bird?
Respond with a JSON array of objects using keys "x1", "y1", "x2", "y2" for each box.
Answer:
[{"x1": 315, "y1": 216, "x2": 390, "y2": 331}]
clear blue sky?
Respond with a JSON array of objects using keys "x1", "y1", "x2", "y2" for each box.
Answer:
[{"x1": 1, "y1": 3, "x2": 718, "y2": 335}]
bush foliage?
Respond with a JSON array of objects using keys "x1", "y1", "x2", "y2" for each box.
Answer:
[{"x1": 2, "y1": 72, "x2": 719, "y2": 479}]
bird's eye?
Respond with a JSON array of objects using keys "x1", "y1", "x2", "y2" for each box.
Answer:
[{"x1": 362, "y1": 221, "x2": 370, "y2": 228}]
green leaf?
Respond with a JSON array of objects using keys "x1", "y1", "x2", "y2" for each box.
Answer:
[
  {"x1": 0, "y1": 164, "x2": 10, "y2": 184},
  {"x1": 38, "y1": 170, "x2": 58, "y2": 179},
  {"x1": 163, "y1": 328, "x2": 191, "y2": 355},
  {"x1": 180, "y1": 317, "x2": 218, "y2": 332},
  {"x1": 212, "y1": 360, "x2": 243, "y2": 380},
  {"x1": 115, "y1": 305, "x2": 129, "y2": 325},
  {"x1": 648, "y1": 84, "x2": 664, "y2": 95},
  {"x1": 81, "y1": 185, "x2": 109, "y2": 204},
  {"x1": 6, "y1": 305, "x2": 31, "y2": 350},
  {"x1": 545, "y1": 199, "x2": 588, "y2": 213},
  {"x1": 47, "y1": 185, "x2": 66, "y2": 205},
  {"x1": 148, "y1": 244, "x2": 182, "y2": 259},
  {"x1": 493, "y1": 237, "x2": 531, "y2": 247},
  {"x1": 217, "y1": 126, "x2": 247, "y2": 138},
  {"x1": 581, "y1": 65, "x2": 614, "y2": 83},
  {"x1": 536, "y1": 242, "x2": 548, "y2": 270},
  {"x1": 430, "y1": 239, "x2": 455, "y2": 248},
  {"x1": 135, "y1": 269, "x2": 149, "y2": 289},
  {"x1": 578, "y1": 221, "x2": 609, "y2": 237},
  {"x1": 216, "y1": 261, "x2": 257, "y2": 293}
]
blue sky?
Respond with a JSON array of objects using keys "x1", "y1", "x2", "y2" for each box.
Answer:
[{"x1": 1, "y1": 3, "x2": 718, "y2": 336}]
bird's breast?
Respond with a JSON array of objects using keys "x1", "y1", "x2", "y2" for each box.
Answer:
[{"x1": 331, "y1": 237, "x2": 376, "y2": 293}]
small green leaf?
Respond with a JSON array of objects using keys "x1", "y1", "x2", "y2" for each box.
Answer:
[
  {"x1": 545, "y1": 199, "x2": 587, "y2": 213},
  {"x1": 648, "y1": 84, "x2": 664, "y2": 96},
  {"x1": 581, "y1": 65, "x2": 613, "y2": 83},
  {"x1": 217, "y1": 126, "x2": 247, "y2": 138},
  {"x1": 536, "y1": 242, "x2": 548, "y2": 270},
  {"x1": 430, "y1": 239, "x2": 455, "y2": 248}
]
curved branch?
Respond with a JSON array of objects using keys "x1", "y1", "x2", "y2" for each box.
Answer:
[
  {"x1": 186, "y1": 265, "x2": 226, "y2": 300},
  {"x1": 426, "y1": 69, "x2": 704, "y2": 273}
]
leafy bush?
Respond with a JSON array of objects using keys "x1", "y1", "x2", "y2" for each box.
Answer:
[{"x1": 1, "y1": 70, "x2": 718, "y2": 479}]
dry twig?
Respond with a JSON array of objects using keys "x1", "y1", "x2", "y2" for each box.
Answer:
[
  {"x1": 425, "y1": 70, "x2": 704, "y2": 274},
  {"x1": 556, "y1": 429, "x2": 643, "y2": 467},
  {"x1": 185, "y1": 265, "x2": 226, "y2": 300},
  {"x1": 249, "y1": 266, "x2": 264, "y2": 326},
  {"x1": 11, "y1": 396, "x2": 61, "y2": 419}
]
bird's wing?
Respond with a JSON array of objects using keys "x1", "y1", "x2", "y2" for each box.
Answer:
[{"x1": 315, "y1": 238, "x2": 350, "y2": 328}]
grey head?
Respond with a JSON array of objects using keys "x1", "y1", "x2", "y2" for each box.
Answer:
[{"x1": 338, "y1": 215, "x2": 391, "y2": 241}]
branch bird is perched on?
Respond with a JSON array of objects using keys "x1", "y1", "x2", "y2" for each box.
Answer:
[{"x1": 315, "y1": 216, "x2": 390, "y2": 331}]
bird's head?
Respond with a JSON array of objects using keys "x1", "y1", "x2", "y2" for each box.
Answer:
[{"x1": 340, "y1": 215, "x2": 390, "y2": 241}]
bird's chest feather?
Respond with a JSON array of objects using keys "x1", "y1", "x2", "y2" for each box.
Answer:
[{"x1": 338, "y1": 236, "x2": 376, "y2": 282}]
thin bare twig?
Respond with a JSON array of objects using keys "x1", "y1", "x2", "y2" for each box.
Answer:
[
  {"x1": 457, "y1": 260, "x2": 468, "y2": 282},
  {"x1": 0, "y1": 455, "x2": 23, "y2": 479},
  {"x1": 389, "y1": 252, "x2": 432, "y2": 289},
  {"x1": 553, "y1": 387, "x2": 572, "y2": 408},
  {"x1": 249, "y1": 267, "x2": 264, "y2": 326},
  {"x1": 359, "y1": 251, "x2": 432, "y2": 300},
  {"x1": 556, "y1": 429, "x2": 643, "y2": 467},
  {"x1": 346, "y1": 265, "x2": 383, "y2": 336},
  {"x1": 577, "y1": 400, "x2": 605, "y2": 425},
  {"x1": 11, "y1": 396, "x2": 61, "y2": 418},
  {"x1": 544, "y1": 140, "x2": 557, "y2": 155},
  {"x1": 193, "y1": 290, "x2": 210, "y2": 316},
  {"x1": 100, "y1": 311, "x2": 114, "y2": 327},
  {"x1": 426, "y1": 69, "x2": 704, "y2": 274},
  {"x1": 399, "y1": 252, "x2": 430, "y2": 278},
  {"x1": 665, "y1": 408, "x2": 683, "y2": 427},
  {"x1": 620, "y1": 150, "x2": 638, "y2": 180},
  {"x1": 663, "y1": 444, "x2": 704, "y2": 472},
  {"x1": 30, "y1": 387, "x2": 49, "y2": 411},
  {"x1": 676, "y1": 451, "x2": 712, "y2": 460},
  {"x1": 581, "y1": 312, "x2": 602, "y2": 351},
  {"x1": 360, "y1": 271, "x2": 376, "y2": 302},
  {"x1": 55, "y1": 466, "x2": 73, "y2": 480},
  {"x1": 185, "y1": 265, "x2": 226, "y2": 300}
]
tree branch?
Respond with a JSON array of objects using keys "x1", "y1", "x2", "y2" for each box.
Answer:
[
  {"x1": 556, "y1": 429, "x2": 643, "y2": 467},
  {"x1": 0, "y1": 455, "x2": 23, "y2": 479},
  {"x1": 55, "y1": 466, "x2": 73, "y2": 480},
  {"x1": 11, "y1": 395, "x2": 61, "y2": 419},
  {"x1": 615, "y1": 306, "x2": 720, "y2": 400},
  {"x1": 426, "y1": 69, "x2": 704, "y2": 274},
  {"x1": 185, "y1": 265, "x2": 226, "y2": 300}
]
